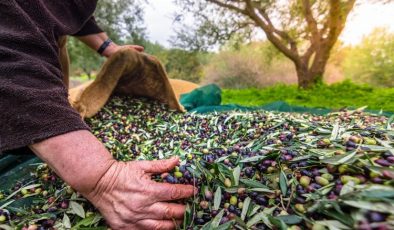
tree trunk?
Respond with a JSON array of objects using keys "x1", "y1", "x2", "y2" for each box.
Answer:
[{"x1": 295, "y1": 61, "x2": 324, "y2": 89}]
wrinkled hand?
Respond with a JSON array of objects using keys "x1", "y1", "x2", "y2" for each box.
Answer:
[
  {"x1": 84, "y1": 157, "x2": 195, "y2": 230},
  {"x1": 103, "y1": 43, "x2": 144, "y2": 57}
]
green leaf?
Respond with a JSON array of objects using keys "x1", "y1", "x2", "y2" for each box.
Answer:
[
  {"x1": 216, "y1": 221, "x2": 235, "y2": 230},
  {"x1": 233, "y1": 166, "x2": 241, "y2": 186},
  {"x1": 63, "y1": 214, "x2": 71, "y2": 229},
  {"x1": 340, "y1": 181, "x2": 355, "y2": 196},
  {"x1": 247, "y1": 188, "x2": 275, "y2": 193},
  {"x1": 279, "y1": 171, "x2": 288, "y2": 196},
  {"x1": 344, "y1": 201, "x2": 394, "y2": 214},
  {"x1": 70, "y1": 201, "x2": 85, "y2": 218},
  {"x1": 246, "y1": 212, "x2": 271, "y2": 228},
  {"x1": 183, "y1": 204, "x2": 192, "y2": 228},
  {"x1": 4, "y1": 184, "x2": 41, "y2": 201},
  {"x1": 330, "y1": 123, "x2": 340, "y2": 140},
  {"x1": 215, "y1": 155, "x2": 229, "y2": 163},
  {"x1": 71, "y1": 214, "x2": 103, "y2": 230},
  {"x1": 0, "y1": 225, "x2": 13, "y2": 230},
  {"x1": 321, "y1": 209, "x2": 353, "y2": 227},
  {"x1": 314, "y1": 220, "x2": 351, "y2": 230},
  {"x1": 0, "y1": 200, "x2": 15, "y2": 209},
  {"x1": 268, "y1": 216, "x2": 288, "y2": 230},
  {"x1": 276, "y1": 215, "x2": 303, "y2": 225},
  {"x1": 320, "y1": 151, "x2": 357, "y2": 165},
  {"x1": 202, "y1": 209, "x2": 224, "y2": 230},
  {"x1": 240, "y1": 179, "x2": 270, "y2": 189},
  {"x1": 233, "y1": 216, "x2": 248, "y2": 229},
  {"x1": 214, "y1": 187, "x2": 222, "y2": 211},
  {"x1": 360, "y1": 189, "x2": 394, "y2": 199},
  {"x1": 240, "y1": 155, "x2": 267, "y2": 163},
  {"x1": 360, "y1": 145, "x2": 393, "y2": 152},
  {"x1": 241, "y1": 197, "x2": 251, "y2": 221}
]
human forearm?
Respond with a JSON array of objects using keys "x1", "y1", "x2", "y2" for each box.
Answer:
[
  {"x1": 29, "y1": 130, "x2": 115, "y2": 195},
  {"x1": 75, "y1": 32, "x2": 117, "y2": 57},
  {"x1": 75, "y1": 32, "x2": 144, "y2": 58}
]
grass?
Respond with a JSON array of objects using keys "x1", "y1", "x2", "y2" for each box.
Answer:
[{"x1": 222, "y1": 81, "x2": 394, "y2": 112}]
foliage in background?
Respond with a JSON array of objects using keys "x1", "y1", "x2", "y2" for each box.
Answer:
[
  {"x1": 67, "y1": 37, "x2": 104, "y2": 79},
  {"x1": 173, "y1": 0, "x2": 357, "y2": 88},
  {"x1": 94, "y1": 0, "x2": 146, "y2": 44},
  {"x1": 66, "y1": 1, "x2": 394, "y2": 91},
  {"x1": 141, "y1": 41, "x2": 209, "y2": 83},
  {"x1": 341, "y1": 28, "x2": 394, "y2": 87},
  {"x1": 67, "y1": 0, "x2": 147, "y2": 77},
  {"x1": 202, "y1": 41, "x2": 296, "y2": 88},
  {"x1": 222, "y1": 81, "x2": 394, "y2": 112}
]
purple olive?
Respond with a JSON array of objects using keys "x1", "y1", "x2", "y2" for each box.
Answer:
[
  {"x1": 367, "y1": 212, "x2": 386, "y2": 222},
  {"x1": 375, "y1": 159, "x2": 392, "y2": 167},
  {"x1": 255, "y1": 195, "x2": 268, "y2": 206}
]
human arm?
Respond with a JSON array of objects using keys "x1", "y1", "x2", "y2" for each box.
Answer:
[
  {"x1": 75, "y1": 32, "x2": 144, "y2": 57},
  {"x1": 30, "y1": 130, "x2": 195, "y2": 229}
]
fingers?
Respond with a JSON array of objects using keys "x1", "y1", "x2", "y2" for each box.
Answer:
[
  {"x1": 129, "y1": 45, "x2": 144, "y2": 52},
  {"x1": 150, "y1": 182, "x2": 195, "y2": 201},
  {"x1": 149, "y1": 202, "x2": 186, "y2": 220},
  {"x1": 139, "y1": 157, "x2": 180, "y2": 174},
  {"x1": 137, "y1": 219, "x2": 182, "y2": 230}
]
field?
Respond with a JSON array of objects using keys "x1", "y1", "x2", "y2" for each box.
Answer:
[{"x1": 222, "y1": 82, "x2": 394, "y2": 113}]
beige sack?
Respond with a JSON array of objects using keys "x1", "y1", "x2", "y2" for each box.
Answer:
[{"x1": 68, "y1": 48, "x2": 199, "y2": 118}]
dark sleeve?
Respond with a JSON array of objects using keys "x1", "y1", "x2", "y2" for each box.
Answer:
[
  {"x1": 0, "y1": 1, "x2": 93, "y2": 153},
  {"x1": 0, "y1": 74, "x2": 91, "y2": 152},
  {"x1": 72, "y1": 16, "x2": 103, "y2": 36}
]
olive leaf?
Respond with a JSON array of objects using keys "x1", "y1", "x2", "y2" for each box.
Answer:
[
  {"x1": 241, "y1": 197, "x2": 251, "y2": 221},
  {"x1": 240, "y1": 179, "x2": 269, "y2": 189},
  {"x1": 202, "y1": 209, "x2": 225, "y2": 230},
  {"x1": 70, "y1": 201, "x2": 85, "y2": 219},
  {"x1": 246, "y1": 212, "x2": 271, "y2": 228},
  {"x1": 213, "y1": 186, "x2": 222, "y2": 211},
  {"x1": 276, "y1": 215, "x2": 303, "y2": 225},
  {"x1": 233, "y1": 166, "x2": 241, "y2": 186},
  {"x1": 63, "y1": 214, "x2": 71, "y2": 229},
  {"x1": 0, "y1": 225, "x2": 13, "y2": 230},
  {"x1": 344, "y1": 201, "x2": 394, "y2": 214},
  {"x1": 268, "y1": 216, "x2": 288, "y2": 230},
  {"x1": 320, "y1": 151, "x2": 357, "y2": 165},
  {"x1": 279, "y1": 171, "x2": 288, "y2": 196}
]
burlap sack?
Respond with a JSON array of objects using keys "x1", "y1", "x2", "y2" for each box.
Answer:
[{"x1": 68, "y1": 48, "x2": 199, "y2": 118}]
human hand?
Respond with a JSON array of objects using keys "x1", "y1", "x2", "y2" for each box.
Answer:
[
  {"x1": 102, "y1": 43, "x2": 144, "y2": 58},
  {"x1": 84, "y1": 157, "x2": 195, "y2": 230}
]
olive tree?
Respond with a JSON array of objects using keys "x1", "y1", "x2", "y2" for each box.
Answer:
[{"x1": 173, "y1": 0, "x2": 358, "y2": 88}]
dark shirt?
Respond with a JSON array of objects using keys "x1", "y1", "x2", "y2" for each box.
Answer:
[{"x1": 0, "y1": 0, "x2": 103, "y2": 152}]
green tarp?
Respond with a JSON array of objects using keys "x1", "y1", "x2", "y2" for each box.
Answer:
[{"x1": 1, "y1": 84, "x2": 393, "y2": 192}]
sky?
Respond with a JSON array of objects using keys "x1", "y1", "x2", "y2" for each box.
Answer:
[{"x1": 144, "y1": 1, "x2": 394, "y2": 47}]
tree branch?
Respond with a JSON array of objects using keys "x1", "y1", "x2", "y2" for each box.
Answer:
[
  {"x1": 309, "y1": 0, "x2": 356, "y2": 73},
  {"x1": 324, "y1": 0, "x2": 356, "y2": 49},
  {"x1": 301, "y1": 0, "x2": 319, "y2": 41},
  {"x1": 243, "y1": 0, "x2": 300, "y2": 63},
  {"x1": 206, "y1": 0, "x2": 246, "y2": 14}
]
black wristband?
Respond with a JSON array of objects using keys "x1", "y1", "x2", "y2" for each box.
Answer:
[{"x1": 97, "y1": 38, "x2": 112, "y2": 55}]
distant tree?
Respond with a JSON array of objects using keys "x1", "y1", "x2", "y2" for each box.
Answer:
[
  {"x1": 342, "y1": 28, "x2": 394, "y2": 87},
  {"x1": 67, "y1": 37, "x2": 103, "y2": 79},
  {"x1": 68, "y1": 0, "x2": 147, "y2": 78},
  {"x1": 165, "y1": 49, "x2": 207, "y2": 83},
  {"x1": 173, "y1": 0, "x2": 359, "y2": 88},
  {"x1": 94, "y1": 0, "x2": 147, "y2": 43}
]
